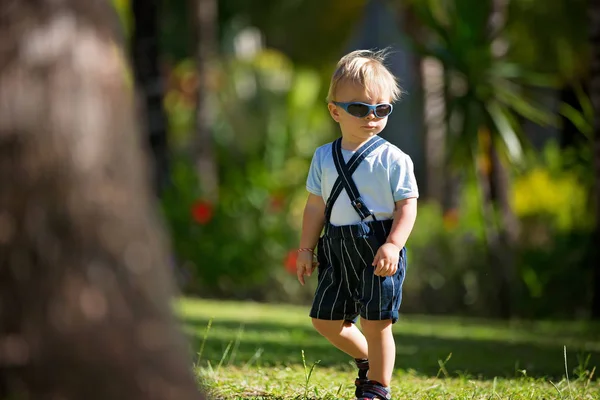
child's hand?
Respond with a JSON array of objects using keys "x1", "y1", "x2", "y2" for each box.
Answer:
[
  {"x1": 296, "y1": 251, "x2": 317, "y2": 285},
  {"x1": 372, "y1": 243, "x2": 400, "y2": 277}
]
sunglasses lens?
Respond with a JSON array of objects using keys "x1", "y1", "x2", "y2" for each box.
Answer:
[
  {"x1": 346, "y1": 103, "x2": 370, "y2": 118},
  {"x1": 375, "y1": 104, "x2": 392, "y2": 118}
]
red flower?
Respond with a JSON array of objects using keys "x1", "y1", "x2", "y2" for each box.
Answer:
[
  {"x1": 191, "y1": 200, "x2": 213, "y2": 225},
  {"x1": 284, "y1": 250, "x2": 298, "y2": 274},
  {"x1": 269, "y1": 194, "x2": 286, "y2": 213}
]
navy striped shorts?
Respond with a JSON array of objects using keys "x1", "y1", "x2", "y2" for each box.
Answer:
[{"x1": 309, "y1": 219, "x2": 407, "y2": 323}]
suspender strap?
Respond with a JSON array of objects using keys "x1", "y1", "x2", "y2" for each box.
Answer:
[
  {"x1": 332, "y1": 139, "x2": 373, "y2": 220},
  {"x1": 324, "y1": 136, "x2": 386, "y2": 222}
]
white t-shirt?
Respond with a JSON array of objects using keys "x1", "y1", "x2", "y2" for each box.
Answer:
[{"x1": 306, "y1": 139, "x2": 419, "y2": 226}]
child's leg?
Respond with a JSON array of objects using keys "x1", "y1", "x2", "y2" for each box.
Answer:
[
  {"x1": 311, "y1": 318, "x2": 368, "y2": 359},
  {"x1": 360, "y1": 319, "x2": 395, "y2": 387}
]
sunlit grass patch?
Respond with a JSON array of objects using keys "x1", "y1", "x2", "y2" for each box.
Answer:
[{"x1": 178, "y1": 297, "x2": 600, "y2": 399}]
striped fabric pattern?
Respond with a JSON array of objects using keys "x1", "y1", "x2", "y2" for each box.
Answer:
[{"x1": 309, "y1": 219, "x2": 406, "y2": 323}]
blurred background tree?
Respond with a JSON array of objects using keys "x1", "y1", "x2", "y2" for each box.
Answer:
[
  {"x1": 590, "y1": 0, "x2": 600, "y2": 319},
  {"x1": 0, "y1": 0, "x2": 205, "y2": 397},
  {"x1": 116, "y1": 0, "x2": 599, "y2": 320},
  {"x1": 131, "y1": 0, "x2": 170, "y2": 195}
]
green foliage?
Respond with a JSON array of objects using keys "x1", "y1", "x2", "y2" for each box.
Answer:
[
  {"x1": 160, "y1": 0, "x2": 192, "y2": 61},
  {"x1": 403, "y1": 140, "x2": 595, "y2": 319},
  {"x1": 513, "y1": 141, "x2": 592, "y2": 233},
  {"x1": 559, "y1": 83, "x2": 594, "y2": 140},
  {"x1": 409, "y1": 0, "x2": 558, "y2": 167},
  {"x1": 156, "y1": 0, "x2": 367, "y2": 67},
  {"x1": 111, "y1": 0, "x2": 133, "y2": 38},
  {"x1": 161, "y1": 48, "x2": 334, "y2": 298},
  {"x1": 219, "y1": 0, "x2": 367, "y2": 68},
  {"x1": 510, "y1": 141, "x2": 595, "y2": 317},
  {"x1": 506, "y1": 0, "x2": 589, "y2": 81},
  {"x1": 404, "y1": 198, "x2": 491, "y2": 316}
]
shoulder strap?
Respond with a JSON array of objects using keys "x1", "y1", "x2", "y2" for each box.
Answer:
[{"x1": 324, "y1": 136, "x2": 386, "y2": 222}]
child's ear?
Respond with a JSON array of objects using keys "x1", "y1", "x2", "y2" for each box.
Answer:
[{"x1": 328, "y1": 102, "x2": 340, "y2": 122}]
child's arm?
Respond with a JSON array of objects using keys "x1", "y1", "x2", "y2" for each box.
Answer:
[
  {"x1": 372, "y1": 197, "x2": 418, "y2": 276},
  {"x1": 385, "y1": 197, "x2": 418, "y2": 249},
  {"x1": 297, "y1": 194, "x2": 326, "y2": 285}
]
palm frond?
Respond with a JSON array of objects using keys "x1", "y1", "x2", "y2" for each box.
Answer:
[
  {"x1": 494, "y1": 83, "x2": 557, "y2": 127},
  {"x1": 485, "y1": 100, "x2": 526, "y2": 163}
]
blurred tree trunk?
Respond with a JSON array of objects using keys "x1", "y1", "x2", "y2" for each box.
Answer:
[
  {"x1": 476, "y1": 131, "x2": 518, "y2": 319},
  {"x1": 483, "y1": 0, "x2": 519, "y2": 319},
  {"x1": 397, "y1": 2, "x2": 462, "y2": 211},
  {"x1": 132, "y1": 0, "x2": 170, "y2": 195},
  {"x1": 0, "y1": 0, "x2": 204, "y2": 398},
  {"x1": 193, "y1": 0, "x2": 219, "y2": 201},
  {"x1": 404, "y1": 3, "x2": 447, "y2": 205},
  {"x1": 421, "y1": 59, "x2": 446, "y2": 204},
  {"x1": 590, "y1": 0, "x2": 600, "y2": 319}
]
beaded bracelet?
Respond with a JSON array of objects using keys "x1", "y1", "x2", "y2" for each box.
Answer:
[{"x1": 297, "y1": 248, "x2": 314, "y2": 253}]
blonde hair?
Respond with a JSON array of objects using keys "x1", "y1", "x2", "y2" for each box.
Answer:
[{"x1": 326, "y1": 49, "x2": 402, "y2": 103}]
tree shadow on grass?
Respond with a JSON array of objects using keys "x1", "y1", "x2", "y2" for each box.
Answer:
[{"x1": 182, "y1": 315, "x2": 600, "y2": 380}]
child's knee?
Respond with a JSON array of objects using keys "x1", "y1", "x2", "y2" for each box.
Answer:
[
  {"x1": 311, "y1": 318, "x2": 340, "y2": 337},
  {"x1": 360, "y1": 319, "x2": 393, "y2": 336}
]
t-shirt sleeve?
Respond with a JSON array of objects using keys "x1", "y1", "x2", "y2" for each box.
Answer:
[
  {"x1": 390, "y1": 153, "x2": 419, "y2": 201},
  {"x1": 306, "y1": 149, "x2": 322, "y2": 196}
]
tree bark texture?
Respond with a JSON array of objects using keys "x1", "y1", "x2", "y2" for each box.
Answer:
[
  {"x1": 0, "y1": 1, "x2": 205, "y2": 398},
  {"x1": 193, "y1": 0, "x2": 219, "y2": 201}
]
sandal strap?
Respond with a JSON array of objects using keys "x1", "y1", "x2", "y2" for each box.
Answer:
[
  {"x1": 355, "y1": 358, "x2": 370, "y2": 379},
  {"x1": 360, "y1": 381, "x2": 391, "y2": 399},
  {"x1": 355, "y1": 377, "x2": 368, "y2": 397},
  {"x1": 355, "y1": 378, "x2": 368, "y2": 386}
]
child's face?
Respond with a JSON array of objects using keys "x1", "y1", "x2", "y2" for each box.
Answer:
[{"x1": 328, "y1": 81, "x2": 392, "y2": 143}]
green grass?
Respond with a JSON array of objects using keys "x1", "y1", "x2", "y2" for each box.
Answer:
[{"x1": 177, "y1": 298, "x2": 600, "y2": 399}]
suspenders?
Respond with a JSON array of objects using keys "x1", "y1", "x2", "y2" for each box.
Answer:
[{"x1": 324, "y1": 136, "x2": 386, "y2": 223}]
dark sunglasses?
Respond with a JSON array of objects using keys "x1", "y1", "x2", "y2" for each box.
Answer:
[{"x1": 332, "y1": 101, "x2": 394, "y2": 118}]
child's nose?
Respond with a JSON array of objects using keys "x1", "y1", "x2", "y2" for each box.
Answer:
[{"x1": 365, "y1": 111, "x2": 375, "y2": 120}]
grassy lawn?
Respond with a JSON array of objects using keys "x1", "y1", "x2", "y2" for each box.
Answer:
[{"x1": 177, "y1": 298, "x2": 600, "y2": 399}]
